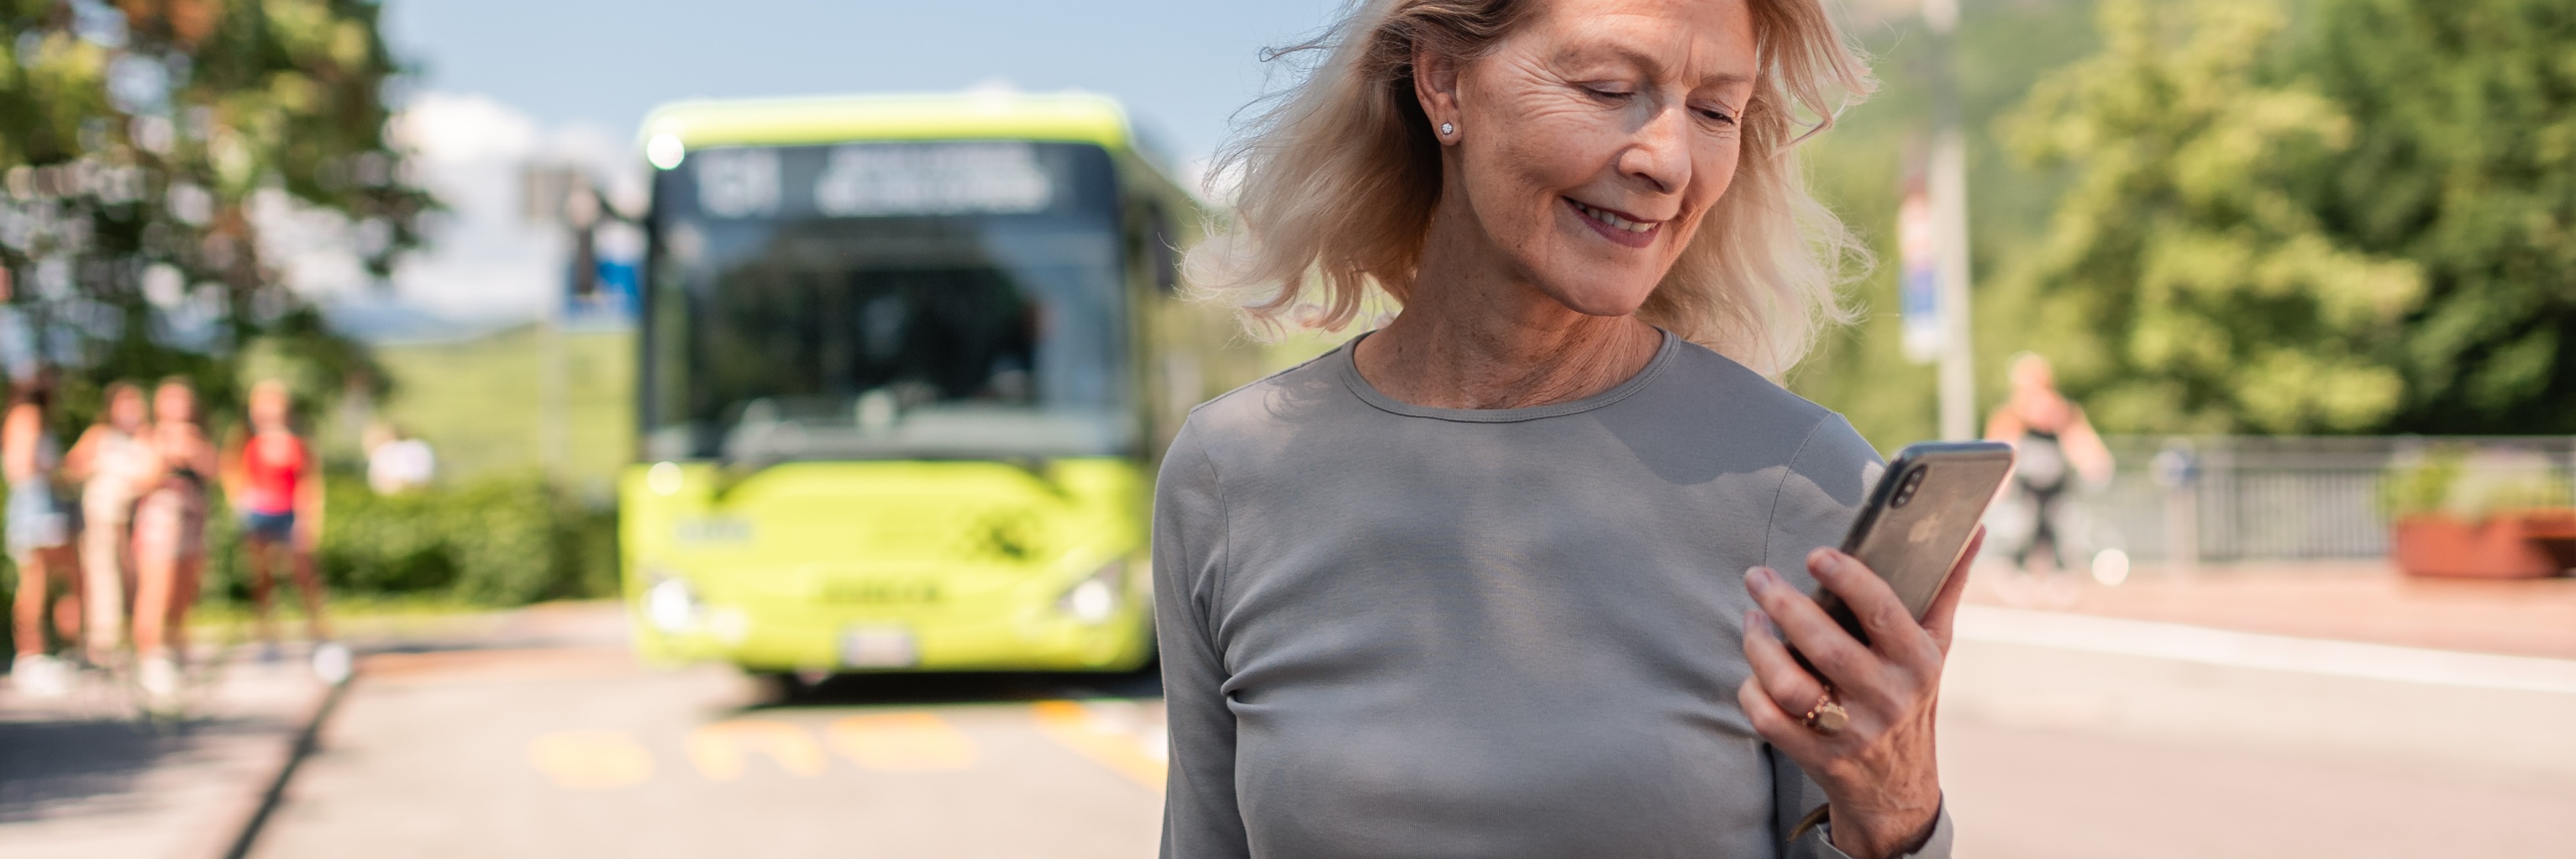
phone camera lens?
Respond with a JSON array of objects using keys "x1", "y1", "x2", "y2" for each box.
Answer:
[{"x1": 1890, "y1": 466, "x2": 1926, "y2": 508}]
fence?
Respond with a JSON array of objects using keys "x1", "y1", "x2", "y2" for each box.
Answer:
[{"x1": 2069, "y1": 436, "x2": 2576, "y2": 563}]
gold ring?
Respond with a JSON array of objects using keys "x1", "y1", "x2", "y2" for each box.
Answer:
[{"x1": 1801, "y1": 692, "x2": 1848, "y2": 736}]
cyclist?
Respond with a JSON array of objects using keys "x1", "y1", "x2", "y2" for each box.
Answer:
[{"x1": 1985, "y1": 353, "x2": 2115, "y2": 582}]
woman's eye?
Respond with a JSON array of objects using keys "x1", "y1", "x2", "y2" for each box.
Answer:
[
  {"x1": 1584, "y1": 86, "x2": 1633, "y2": 103},
  {"x1": 1697, "y1": 107, "x2": 1737, "y2": 125}
]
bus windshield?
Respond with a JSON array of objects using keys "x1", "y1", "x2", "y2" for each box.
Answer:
[{"x1": 642, "y1": 140, "x2": 1131, "y2": 462}]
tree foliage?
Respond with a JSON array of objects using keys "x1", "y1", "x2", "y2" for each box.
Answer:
[
  {"x1": 1995, "y1": 0, "x2": 2576, "y2": 435},
  {"x1": 2303, "y1": 0, "x2": 2576, "y2": 433},
  {"x1": 1995, "y1": 0, "x2": 2421, "y2": 434},
  {"x1": 0, "y1": 0, "x2": 424, "y2": 423}
]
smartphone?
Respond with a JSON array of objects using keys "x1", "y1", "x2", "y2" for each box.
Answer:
[{"x1": 1814, "y1": 441, "x2": 2016, "y2": 645}]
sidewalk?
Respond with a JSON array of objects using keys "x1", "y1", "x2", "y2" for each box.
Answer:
[
  {"x1": 0, "y1": 652, "x2": 334, "y2": 859},
  {"x1": 0, "y1": 603, "x2": 620, "y2": 859},
  {"x1": 1964, "y1": 559, "x2": 2576, "y2": 659}
]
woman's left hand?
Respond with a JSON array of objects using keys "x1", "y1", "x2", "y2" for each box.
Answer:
[{"x1": 1737, "y1": 528, "x2": 1983, "y2": 859}]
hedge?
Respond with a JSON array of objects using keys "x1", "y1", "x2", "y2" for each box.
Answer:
[
  {"x1": 1, "y1": 470, "x2": 616, "y2": 654},
  {"x1": 223, "y1": 471, "x2": 614, "y2": 605}
]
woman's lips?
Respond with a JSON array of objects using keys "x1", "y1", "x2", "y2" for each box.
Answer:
[{"x1": 1565, "y1": 197, "x2": 1661, "y2": 249}]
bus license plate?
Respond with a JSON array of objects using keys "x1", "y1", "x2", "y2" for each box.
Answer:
[{"x1": 840, "y1": 628, "x2": 917, "y2": 668}]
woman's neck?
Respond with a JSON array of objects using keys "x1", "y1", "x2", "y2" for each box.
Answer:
[{"x1": 1353, "y1": 206, "x2": 1662, "y2": 410}]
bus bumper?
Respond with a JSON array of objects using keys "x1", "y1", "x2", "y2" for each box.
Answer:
[{"x1": 618, "y1": 458, "x2": 1154, "y2": 674}]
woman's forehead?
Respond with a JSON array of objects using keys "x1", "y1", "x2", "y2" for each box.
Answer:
[{"x1": 1523, "y1": 0, "x2": 1759, "y2": 84}]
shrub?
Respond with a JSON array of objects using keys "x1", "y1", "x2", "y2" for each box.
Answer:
[
  {"x1": 202, "y1": 469, "x2": 617, "y2": 607},
  {"x1": 2379, "y1": 445, "x2": 2573, "y2": 522}
]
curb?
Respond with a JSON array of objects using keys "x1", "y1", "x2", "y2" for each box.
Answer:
[{"x1": 218, "y1": 672, "x2": 355, "y2": 859}]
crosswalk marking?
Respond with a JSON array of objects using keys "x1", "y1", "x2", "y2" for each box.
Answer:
[
  {"x1": 1032, "y1": 700, "x2": 1165, "y2": 790},
  {"x1": 688, "y1": 719, "x2": 828, "y2": 781},
  {"x1": 827, "y1": 713, "x2": 980, "y2": 772},
  {"x1": 527, "y1": 705, "x2": 1178, "y2": 789}
]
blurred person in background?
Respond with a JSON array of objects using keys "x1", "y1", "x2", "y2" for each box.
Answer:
[
  {"x1": 1983, "y1": 353, "x2": 2113, "y2": 584},
  {"x1": 0, "y1": 271, "x2": 38, "y2": 384},
  {"x1": 64, "y1": 381, "x2": 153, "y2": 664},
  {"x1": 129, "y1": 377, "x2": 217, "y2": 707},
  {"x1": 224, "y1": 381, "x2": 343, "y2": 681},
  {"x1": 1160, "y1": 1, "x2": 1967, "y2": 857},
  {"x1": 361, "y1": 419, "x2": 434, "y2": 495},
  {"x1": 8, "y1": 372, "x2": 79, "y2": 696}
]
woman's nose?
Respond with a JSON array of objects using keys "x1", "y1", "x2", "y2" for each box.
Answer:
[{"x1": 1617, "y1": 104, "x2": 1692, "y2": 195}]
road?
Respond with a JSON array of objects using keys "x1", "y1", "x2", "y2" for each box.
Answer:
[
  {"x1": 245, "y1": 604, "x2": 2576, "y2": 858},
  {"x1": 251, "y1": 651, "x2": 1167, "y2": 859},
  {"x1": 1938, "y1": 609, "x2": 2576, "y2": 858}
]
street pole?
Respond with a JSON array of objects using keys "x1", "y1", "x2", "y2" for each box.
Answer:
[
  {"x1": 541, "y1": 291, "x2": 567, "y2": 478},
  {"x1": 1927, "y1": 0, "x2": 1978, "y2": 441},
  {"x1": 522, "y1": 166, "x2": 595, "y2": 480}
]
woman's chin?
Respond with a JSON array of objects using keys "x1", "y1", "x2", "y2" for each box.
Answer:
[{"x1": 1535, "y1": 284, "x2": 1657, "y2": 319}]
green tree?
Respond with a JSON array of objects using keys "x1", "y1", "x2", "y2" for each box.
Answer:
[
  {"x1": 2303, "y1": 0, "x2": 2576, "y2": 433},
  {"x1": 0, "y1": 0, "x2": 424, "y2": 423},
  {"x1": 1992, "y1": 0, "x2": 2421, "y2": 434}
]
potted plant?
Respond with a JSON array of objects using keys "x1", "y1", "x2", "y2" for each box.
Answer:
[{"x1": 2380, "y1": 445, "x2": 2576, "y2": 578}]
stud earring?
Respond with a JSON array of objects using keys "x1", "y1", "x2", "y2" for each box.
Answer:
[{"x1": 1440, "y1": 123, "x2": 1455, "y2": 136}]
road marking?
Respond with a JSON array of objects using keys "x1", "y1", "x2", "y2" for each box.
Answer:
[
  {"x1": 1032, "y1": 700, "x2": 1165, "y2": 790},
  {"x1": 1956, "y1": 605, "x2": 2576, "y2": 694},
  {"x1": 527, "y1": 730, "x2": 653, "y2": 789},
  {"x1": 688, "y1": 719, "x2": 828, "y2": 781},
  {"x1": 826, "y1": 713, "x2": 978, "y2": 772},
  {"x1": 362, "y1": 647, "x2": 638, "y2": 686}
]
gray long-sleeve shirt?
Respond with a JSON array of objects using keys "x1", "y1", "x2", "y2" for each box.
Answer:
[{"x1": 1153, "y1": 330, "x2": 1954, "y2": 859}]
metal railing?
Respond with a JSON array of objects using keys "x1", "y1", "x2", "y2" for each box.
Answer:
[{"x1": 2060, "y1": 436, "x2": 2576, "y2": 563}]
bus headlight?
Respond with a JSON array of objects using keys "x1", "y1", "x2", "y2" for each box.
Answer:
[
  {"x1": 1058, "y1": 559, "x2": 1125, "y2": 624},
  {"x1": 646, "y1": 575, "x2": 702, "y2": 634}
]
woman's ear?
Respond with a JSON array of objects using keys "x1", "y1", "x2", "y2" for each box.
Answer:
[{"x1": 1413, "y1": 46, "x2": 1463, "y2": 146}]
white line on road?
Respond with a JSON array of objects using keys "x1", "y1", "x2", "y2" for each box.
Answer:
[{"x1": 1954, "y1": 606, "x2": 2576, "y2": 694}]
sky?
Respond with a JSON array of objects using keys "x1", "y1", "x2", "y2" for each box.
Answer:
[
  {"x1": 329, "y1": 0, "x2": 1344, "y2": 329},
  {"x1": 380, "y1": 0, "x2": 1343, "y2": 165}
]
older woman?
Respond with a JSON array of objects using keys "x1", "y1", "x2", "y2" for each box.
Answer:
[{"x1": 1157, "y1": 1, "x2": 1974, "y2": 858}]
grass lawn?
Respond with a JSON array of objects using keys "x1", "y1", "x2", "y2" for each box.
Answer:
[{"x1": 363, "y1": 324, "x2": 636, "y2": 501}]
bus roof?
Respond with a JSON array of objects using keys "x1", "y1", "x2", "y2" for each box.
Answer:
[{"x1": 638, "y1": 91, "x2": 1133, "y2": 154}]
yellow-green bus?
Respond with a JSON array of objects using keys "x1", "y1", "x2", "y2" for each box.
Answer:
[{"x1": 619, "y1": 92, "x2": 1259, "y2": 688}]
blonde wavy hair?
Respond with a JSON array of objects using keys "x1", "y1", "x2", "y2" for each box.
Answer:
[{"x1": 1189, "y1": 0, "x2": 1874, "y2": 377}]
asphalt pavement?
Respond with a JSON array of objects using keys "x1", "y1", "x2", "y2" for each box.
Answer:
[
  {"x1": 223, "y1": 589, "x2": 2576, "y2": 858},
  {"x1": 247, "y1": 648, "x2": 1168, "y2": 859},
  {"x1": 0, "y1": 651, "x2": 334, "y2": 859},
  {"x1": 1941, "y1": 607, "x2": 2576, "y2": 857},
  {"x1": 16, "y1": 562, "x2": 2568, "y2": 859}
]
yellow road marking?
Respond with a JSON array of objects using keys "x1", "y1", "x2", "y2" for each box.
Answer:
[
  {"x1": 1031, "y1": 700, "x2": 1164, "y2": 791},
  {"x1": 687, "y1": 719, "x2": 828, "y2": 781},
  {"x1": 826, "y1": 713, "x2": 979, "y2": 772},
  {"x1": 527, "y1": 730, "x2": 654, "y2": 789}
]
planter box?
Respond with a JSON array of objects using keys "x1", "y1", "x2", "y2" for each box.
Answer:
[{"x1": 2392, "y1": 513, "x2": 2575, "y2": 578}]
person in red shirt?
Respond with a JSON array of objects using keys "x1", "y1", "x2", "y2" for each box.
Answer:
[{"x1": 222, "y1": 380, "x2": 341, "y2": 679}]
